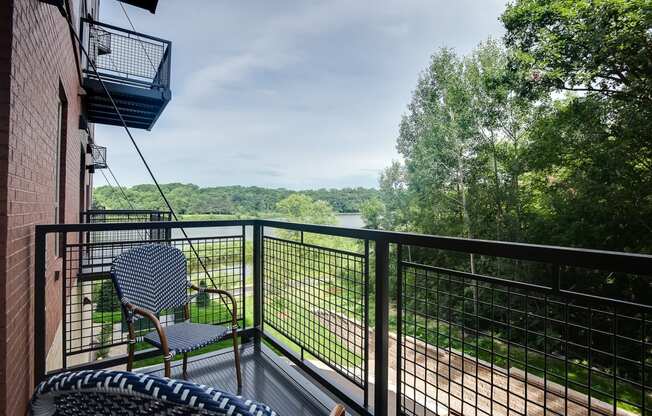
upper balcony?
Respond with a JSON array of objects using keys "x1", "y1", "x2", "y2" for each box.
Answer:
[{"x1": 81, "y1": 19, "x2": 171, "y2": 130}]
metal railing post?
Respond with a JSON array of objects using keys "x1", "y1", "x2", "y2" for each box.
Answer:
[
  {"x1": 374, "y1": 238, "x2": 390, "y2": 416},
  {"x1": 253, "y1": 222, "x2": 263, "y2": 344},
  {"x1": 34, "y1": 227, "x2": 47, "y2": 387}
]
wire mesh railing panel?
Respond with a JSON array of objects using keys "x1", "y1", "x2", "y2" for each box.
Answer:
[
  {"x1": 398, "y1": 260, "x2": 652, "y2": 416},
  {"x1": 82, "y1": 210, "x2": 171, "y2": 244},
  {"x1": 64, "y1": 231, "x2": 245, "y2": 364},
  {"x1": 83, "y1": 19, "x2": 170, "y2": 89},
  {"x1": 262, "y1": 235, "x2": 369, "y2": 388}
]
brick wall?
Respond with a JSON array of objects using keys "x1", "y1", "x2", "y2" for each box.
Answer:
[
  {"x1": 0, "y1": 1, "x2": 12, "y2": 414},
  {"x1": 0, "y1": 1, "x2": 93, "y2": 414}
]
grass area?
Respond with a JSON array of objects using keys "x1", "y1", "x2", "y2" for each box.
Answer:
[
  {"x1": 263, "y1": 295, "x2": 363, "y2": 367},
  {"x1": 93, "y1": 300, "x2": 237, "y2": 326}
]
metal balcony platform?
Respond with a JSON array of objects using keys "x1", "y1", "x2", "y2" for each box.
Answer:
[
  {"x1": 81, "y1": 19, "x2": 171, "y2": 130},
  {"x1": 139, "y1": 342, "x2": 341, "y2": 416},
  {"x1": 83, "y1": 78, "x2": 171, "y2": 130}
]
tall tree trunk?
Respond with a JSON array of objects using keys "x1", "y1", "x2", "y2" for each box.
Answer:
[
  {"x1": 457, "y1": 148, "x2": 477, "y2": 317},
  {"x1": 490, "y1": 135, "x2": 503, "y2": 241}
]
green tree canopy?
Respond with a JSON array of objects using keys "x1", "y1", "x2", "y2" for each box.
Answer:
[
  {"x1": 93, "y1": 184, "x2": 379, "y2": 216},
  {"x1": 275, "y1": 194, "x2": 337, "y2": 225},
  {"x1": 501, "y1": 0, "x2": 652, "y2": 103}
]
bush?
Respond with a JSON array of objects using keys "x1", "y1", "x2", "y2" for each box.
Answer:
[
  {"x1": 95, "y1": 323, "x2": 114, "y2": 359},
  {"x1": 95, "y1": 280, "x2": 120, "y2": 313},
  {"x1": 196, "y1": 279, "x2": 210, "y2": 308}
]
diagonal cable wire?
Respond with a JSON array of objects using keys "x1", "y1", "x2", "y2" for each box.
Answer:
[
  {"x1": 65, "y1": 11, "x2": 231, "y2": 314},
  {"x1": 94, "y1": 150, "x2": 148, "y2": 241},
  {"x1": 118, "y1": 2, "x2": 158, "y2": 75}
]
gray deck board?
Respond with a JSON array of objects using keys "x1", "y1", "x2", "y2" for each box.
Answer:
[{"x1": 139, "y1": 342, "x2": 335, "y2": 416}]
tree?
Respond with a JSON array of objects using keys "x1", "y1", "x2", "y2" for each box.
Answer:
[
  {"x1": 501, "y1": 0, "x2": 652, "y2": 256},
  {"x1": 95, "y1": 280, "x2": 120, "y2": 313},
  {"x1": 397, "y1": 48, "x2": 480, "y2": 244},
  {"x1": 360, "y1": 197, "x2": 386, "y2": 230},
  {"x1": 377, "y1": 161, "x2": 410, "y2": 231},
  {"x1": 275, "y1": 194, "x2": 337, "y2": 225},
  {"x1": 195, "y1": 280, "x2": 210, "y2": 308},
  {"x1": 93, "y1": 184, "x2": 379, "y2": 216},
  {"x1": 501, "y1": 0, "x2": 652, "y2": 103}
]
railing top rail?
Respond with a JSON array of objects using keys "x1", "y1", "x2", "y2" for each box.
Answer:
[
  {"x1": 81, "y1": 17, "x2": 172, "y2": 45},
  {"x1": 82, "y1": 209, "x2": 171, "y2": 214},
  {"x1": 260, "y1": 220, "x2": 652, "y2": 275},
  {"x1": 34, "y1": 219, "x2": 652, "y2": 275},
  {"x1": 35, "y1": 219, "x2": 256, "y2": 233}
]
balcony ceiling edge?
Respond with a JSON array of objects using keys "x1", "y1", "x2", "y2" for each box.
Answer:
[{"x1": 117, "y1": 0, "x2": 159, "y2": 14}]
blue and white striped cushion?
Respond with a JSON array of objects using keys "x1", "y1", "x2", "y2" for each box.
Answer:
[
  {"x1": 30, "y1": 370, "x2": 277, "y2": 416},
  {"x1": 111, "y1": 244, "x2": 188, "y2": 314}
]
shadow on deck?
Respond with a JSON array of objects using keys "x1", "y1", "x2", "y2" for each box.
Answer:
[{"x1": 138, "y1": 341, "x2": 341, "y2": 415}]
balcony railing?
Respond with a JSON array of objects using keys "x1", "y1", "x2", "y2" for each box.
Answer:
[
  {"x1": 82, "y1": 18, "x2": 171, "y2": 90},
  {"x1": 86, "y1": 143, "x2": 107, "y2": 172},
  {"x1": 34, "y1": 219, "x2": 652, "y2": 416},
  {"x1": 80, "y1": 19, "x2": 172, "y2": 130}
]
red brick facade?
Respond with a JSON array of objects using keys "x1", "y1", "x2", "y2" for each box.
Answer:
[{"x1": 0, "y1": 1, "x2": 96, "y2": 414}]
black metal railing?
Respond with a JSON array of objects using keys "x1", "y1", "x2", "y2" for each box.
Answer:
[
  {"x1": 81, "y1": 209, "x2": 171, "y2": 243},
  {"x1": 82, "y1": 209, "x2": 172, "y2": 224},
  {"x1": 81, "y1": 18, "x2": 171, "y2": 90},
  {"x1": 34, "y1": 219, "x2": 652, "y2": 416},
  {"x1": 87, "y1": 143, "x2": 107, "y2": 171}
]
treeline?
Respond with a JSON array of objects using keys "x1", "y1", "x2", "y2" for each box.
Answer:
[
  {"x1": 364, "y1": 1, "x2": 652, "y2": 256},
  {"x1": 92, "y1": 183, "x2": 379, "y2": 215}
]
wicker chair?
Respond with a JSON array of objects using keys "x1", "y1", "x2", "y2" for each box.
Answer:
[
  {"x1": 30, "y1": 369, "x2": 346, "y2": 415},
  {"x1": 110, "y1": 244, "x2": 241, "y2": 387}
]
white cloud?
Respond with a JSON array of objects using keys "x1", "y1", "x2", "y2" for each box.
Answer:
[{"x1": 95, "y1": 0, "x2": 507, "y2": 189}]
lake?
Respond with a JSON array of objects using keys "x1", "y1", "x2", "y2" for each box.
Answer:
[{"x1": 171, "y1": 213, "x2": 364, "y2": 239}]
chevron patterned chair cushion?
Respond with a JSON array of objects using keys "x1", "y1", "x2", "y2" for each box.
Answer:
[
  {"x1": 144, "y1": 321, "x2": 231, "y2": 356},
  {"x1": 111, "y1": 244, "x2": 189, "y2": 315},
  {"x1": 30, "y1": 370, "x2": 277, "y2": 416}
]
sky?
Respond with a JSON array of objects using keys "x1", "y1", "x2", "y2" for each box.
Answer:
[{"x1": 95, "y1": 0, "x2": 508, "y2": 190}]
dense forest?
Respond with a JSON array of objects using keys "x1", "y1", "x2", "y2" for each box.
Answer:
[
  {"x1": 92, "y1": 183, "x2": 379, "y2": 215},
  {"x1": 363, "y1": 0, "x2": 652, "y2": 256}
]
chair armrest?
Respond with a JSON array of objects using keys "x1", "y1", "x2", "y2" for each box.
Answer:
[
  {"x1": 188, "y1": 284, "x2": 238, "y2": 327},
  {"x1": 329, "y1": 404, "x2": 346, "y2": 416},
  {"x1": 124, "y1": 303, "x2": 170, "y2": 355}
]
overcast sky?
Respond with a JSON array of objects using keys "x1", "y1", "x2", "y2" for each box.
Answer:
[{"x1": 95, "y1": 0, "x2": 508, "y2": 190}]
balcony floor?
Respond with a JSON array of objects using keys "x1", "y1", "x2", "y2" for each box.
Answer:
[{"x1": 137, "y1": 341, "x2": 339, "y2": 416}]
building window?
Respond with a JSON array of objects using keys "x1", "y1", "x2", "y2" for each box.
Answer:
[{"x1": 55, "y1": 90, "x2": 67, "y2": 257}]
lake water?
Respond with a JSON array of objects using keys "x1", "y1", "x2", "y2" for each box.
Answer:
[{"x1": 171, "y1": 213, "x2": 364, "y2": 239}]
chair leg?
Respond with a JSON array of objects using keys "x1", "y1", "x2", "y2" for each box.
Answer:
[
  {"x1": 182, "y1": 352, "x2": 188, "y2": 379},
  {"x1": 164, "y1": 357, "x2": 171, "y2": 378},
  {"x1": 232, "y1": 329, "x2": 242, "y2": 391},
  {"x1": 127, "y1": 323, "x2": 136, "y2": 372},
  {"x1": 127, "y1": 341, "x2": 135, "y2": 372}
]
